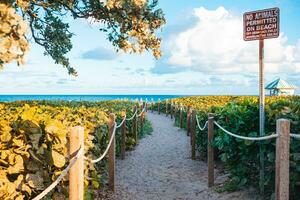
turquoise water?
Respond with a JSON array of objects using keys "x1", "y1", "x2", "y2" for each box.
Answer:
[{"x1": 0, "y1": 95, "x2": 185, "y2": 102}]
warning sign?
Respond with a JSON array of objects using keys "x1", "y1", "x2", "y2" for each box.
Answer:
[{"x1": 243, "y1": 7, "x2": 280, "y2": 41}]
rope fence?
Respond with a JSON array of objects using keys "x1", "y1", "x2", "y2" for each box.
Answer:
[
  {"x1": 214, "y1": 121, "x2": 279, "y2": 141},
  {"x1": 159, "y1": 100, "x2": 296, "y2": 200},
  {"x1": 126, "y1": 109, "x2": 138, "y2": 121},
  {"x1": 90, "y1": 123, "x2": 117, "y2": 163},
  {"x1": 116, "y1": 116, "x2": 126, "y2": 128},
  {"x1": 31, "y1": 103, "x2": 147, "y2": 200},
  {"x1": 290, "y1": 133, "x2": 300, "y2": 139},
  {"x1": 196, "y1": 115, "x2": 208, "y2": 131}
]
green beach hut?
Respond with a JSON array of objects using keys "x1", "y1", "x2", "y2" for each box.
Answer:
[{"x1": 265, "y1": 78, "x2": 297, "y2": 96}]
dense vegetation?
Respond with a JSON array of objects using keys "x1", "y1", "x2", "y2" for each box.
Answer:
[
  {"x1": 156, "y1": 96, "x2": 300, "y2": 199},
  {"x1": 0, "y1": 100, "x2": 151, "y2": 199}
]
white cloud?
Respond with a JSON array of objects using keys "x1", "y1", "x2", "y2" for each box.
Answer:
[{"x1": 166, "y1": 7, "x2": 300, "y2": 75}]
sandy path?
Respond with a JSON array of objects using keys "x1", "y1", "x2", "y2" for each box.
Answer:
[{"x1": 103, "y1": 112, "x2": 256, "y2": 200}]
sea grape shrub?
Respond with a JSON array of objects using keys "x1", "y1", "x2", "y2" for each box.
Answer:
[
  {"x1": 0, "y1": 100, "x2": 144, "y2": 199},
  {"x1": 172, "y1": 96, "x2": 300, "y2": 198}
]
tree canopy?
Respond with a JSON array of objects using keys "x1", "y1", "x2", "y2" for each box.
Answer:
[{"x1": 0, "y1": 0, "x2": 165, "y2": 75}]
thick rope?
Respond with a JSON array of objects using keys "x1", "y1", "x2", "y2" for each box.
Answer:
[
  {"x1": 214, "y1": 121, "x2": 278, "y2": 141},
  {"x1": 89, "y1": 123, "x2": 117, "y2": 163},
  {"x1": 196, "y1": 115, "x2": 208, "y2": 131},
  {"x1": 32, "y1": 146, "x2": 83, "y2": 200},
  {"x1": 116, "y1": 116, "x2": 126, "y2": 129},
  {"x1": 137, "y1": 107, "x2": 146, "y2": 118},
  {"x1": 290, "y1": 133, "x2": 300, "y2": 139},
  {"x1": 126, "y1": 109, "x2": 138, "y2": 121}
]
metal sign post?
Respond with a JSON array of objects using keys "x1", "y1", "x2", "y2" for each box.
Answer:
[
  {"x1": 259, "y1": 38, "x2": 265, "y2": 195},
  {"x1": 243, "y1": 7, "x2": 279, "y2": 195}
]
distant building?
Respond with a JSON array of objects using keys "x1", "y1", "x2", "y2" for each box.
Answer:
[{"x1": 265, "y1": 78, "x2": 297, "y2": 96}]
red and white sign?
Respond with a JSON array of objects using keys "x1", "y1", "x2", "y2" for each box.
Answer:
[{"x1": 243, "y1": 7, "x2": 280, "y2": 41}]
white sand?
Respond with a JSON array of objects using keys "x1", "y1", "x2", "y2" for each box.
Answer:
[{"x1": 97, "y1": 112, "x2": 257, "y2": 200}]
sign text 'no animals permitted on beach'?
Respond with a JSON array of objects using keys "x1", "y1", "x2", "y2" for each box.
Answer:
[{"x1": 243, "y1": 7, "x2": 280, "y2": 41}]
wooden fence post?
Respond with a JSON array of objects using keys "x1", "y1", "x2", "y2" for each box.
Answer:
[
  {"x1": 151, "y1": 101, "x2": 154, "y2": 113},
  {"x1": 121, "y1": 112, "x2": 126, "y2": 160},
  {"x1": 170, "y1": 103, "x2": 173, "y2": 120},
  {"x1": 175, "y1": 104, "x2": 178, "y2": 120},
  {"x1": 135, "y1": 99, "x2": 139, "y2": 108},
  {"x1": 140, "y1": 99, "x2": 143, "y2": 110},
  {"x1": 208, "y1": 113, "x2": 214, "y2": 187},
  {"x1": 140, "y1": 109, "x2": 144, "y2": 134},
  {"x1": 69, "y1": 126, "x2": 84, "y2": 200},
  {"x1": 133, "y1": 106, "x2": 138, "y2": 144},
  {"x1": 180, "y1": 104, "x2": 183, "y2": 128},
  {"x1": 108, "y1": 113, "x2": 116, "y2": 192},
  {"x1": 275, "y1": 119, "x2": 290, "y2": 200},
  {"x1": 143, "y1": 101, "x2": 147, "y2": 112},
  {"x1": 187, "y1": 106, "x2": 191, "y2": 136},
  {"x1": 191, "y1": 110, "x2": 196, "y2": 160},
  {"x1": 166, "y1": 100, "x2": 169, "y2": 117},
  {"x1": 158, "y1": 101, "x2": 161, "y2": 115}
]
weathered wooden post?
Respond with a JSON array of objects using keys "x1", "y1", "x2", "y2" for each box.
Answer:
[
  {"x1": 108, "y1": 113, "x2": 116, "y2": 192},
  {"x1": 69, "y1": 126, "x2": 84, "y2": 200},
  {"x1": 208, "y1": 113, "x2": 214, "y2": 187},
  {"x1": 191, "y1": 110, "x2": 196, "y2": 160},
  {"x1": 121, "y1": 112, "x2": 126, "y2": 160},
  {"x1": 145, "y1": 98, "x2": 148, "y2": 112},
  {"x1": 151, "y1": 100, "x2": 154, "y2": 113},
  {"x1": 133, "y1": 106, "x2": 138, "y2": 144},
  {"x1": 140, "y1": 98, "x2": 143, "y2": 110},
  {"x1": 140, "y1": 109, "x2": 144, "y2": 134},
  {"x1": 158, "y1": 100, "x2": 161, "y2": 115},
  {"x1": 166, "y1": 100, "x2": 169, "y2": 117},
  {"x1": 170, "y1": 102, "x2": 173, "y2": 120},
  {"x1": 180, "y1": 104, "x2": 183, "y2": 128},
  {"x1": 187, "y1": 106, "x2": 191, "y2": 136},
  {"x1": 135, "y1": 98, "x2": 139, "y2": 108},
  {"x1": 275, "y1": 119, "x2": 290, "y2": 200},
  {"x1": 143, "y1": 101, "x2": 147, "y2": 112}
]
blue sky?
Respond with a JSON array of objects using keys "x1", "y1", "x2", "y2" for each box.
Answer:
[{"x1": 1, "y1": 0, "x2": 300, "y2": 95}]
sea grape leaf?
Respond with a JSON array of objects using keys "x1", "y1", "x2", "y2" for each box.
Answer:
[
  {"x1": 0, "y1": 131, "x2": 11, "y2": 142},
  {"x1": 21, "y1": 107, "x2": 36, "y2": 121},
  {"x1": 51, "y1": 150, "x2": 66, "y2": 168},
  {"x1": 52, "y1": 193, "x2": 65, "y2": 200},
  {"x1": 20, "y1": 120, "x2": 41, "y2": 135},
  {"x1": 13, "y1": 138, "x2": 24, "y2": 147},
  {"x1": 21, "y1": 184, "x2": 32, "y2": 195},
  {"x1": 14, "y1": 175, "x2": 24, "y2": 190},
  {"x1": 26, "y1": 160, "x2": 40, "y2": 171},
  {"x1": 293, "y1": 153, "x2": 300, "y2": 161},
  {"x1": 45, "y1": 120, "x2": 67, "y2": 139},
  {"x1": 28, "y1": 133, "x2": 42, "y2": 150},
  {"x1": 7, "y1": 155, "x2": 24, "y2": 174},
  {"x1": 26, "y1": 171, "x2": 45, "y2": 190}
]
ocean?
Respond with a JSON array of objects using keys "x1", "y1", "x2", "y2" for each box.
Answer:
[{"x1": 0, "y1": 95, "x2": 185, "y2": 102}]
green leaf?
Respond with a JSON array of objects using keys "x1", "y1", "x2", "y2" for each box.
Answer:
[{"x1": 293, "y1": 153, "x2": 300, "y2": 161}]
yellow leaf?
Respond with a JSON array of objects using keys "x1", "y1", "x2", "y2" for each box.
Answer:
[
  {"x1": 7, "y1": 155, "x2": 24, "y2": 174},
  {"x1": 13, "y1": 138, "x2": 24, "y2": 147},
  {"x1": 45, "y1": 120, "x2": 67, "y2": 139},
  {"x1": 0, "y1": 131, "x2": 12, "y2": 142},
  {"x1": 51, "y1": 150, "x2": 66, "y2": 168},
  {"x1": 21, "y1": 184, "x2": 31, "y2": 195}
]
